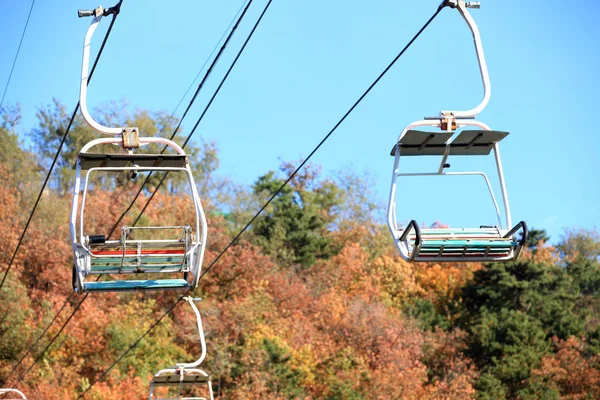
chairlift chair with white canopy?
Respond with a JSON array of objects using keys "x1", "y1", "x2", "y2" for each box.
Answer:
[
  {"x1": 70, "y1": 6, "x2": 208, "y2": 293},
  {"x1": 387, "y1": 1, "x2": 527, "y2": 262}
]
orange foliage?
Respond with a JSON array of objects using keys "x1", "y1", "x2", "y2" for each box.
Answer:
[
  {"x1": 1, "y1": 178, "x2": 481, "y2": 399},
  {"x1": 412, "y1": 261, "x2": 481, "y2": 307},
  {"x1": 520, "y1": 244, "x2": 560, "y2": 264},
  {"x1": 530, "y1": 336, "x2": 600, "y2": 399}
]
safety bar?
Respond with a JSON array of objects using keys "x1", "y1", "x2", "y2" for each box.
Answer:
[
  {"x1": 439, "y1": 0, "x2": 490, "y2": 118},
  {"x1": 503, "y1": 220, "x2": 528, "y2": 246},
  {"x1": 78, "y1": 2, "x2": 133, "y2": 137}
]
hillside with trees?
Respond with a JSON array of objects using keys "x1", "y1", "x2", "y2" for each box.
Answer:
[{"x1": 1, "y1": 102, "x2": 599, "y2": 399}]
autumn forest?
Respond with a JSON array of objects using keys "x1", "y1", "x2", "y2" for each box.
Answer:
[{"x1": 1, "y1": 101, "x2": 599, "y2": 399}]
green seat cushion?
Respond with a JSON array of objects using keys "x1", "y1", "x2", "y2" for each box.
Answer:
[
  {"x1": 93, "y1": 256, "x2": 184, "y2": 264},
  {"x1": 90, "y1": 264, "x2": 184, "y2": 273},
  {"x1": 83, "y1": 279, "x2": 190, "y2": 292},
  {"x1": 418, "y1": 229, "x2": 499, "y2": 235},
  {"x1": 418, "y1": 240, "x2": 517, "y2": 248}
]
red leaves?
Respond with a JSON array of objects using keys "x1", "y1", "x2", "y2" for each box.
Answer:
[
  {"x1": 0, "y1": 179, "x2": 482, "y2": 398},
  {"x1": 530, "y1": 336, "x2": 600, "y2": 399}
]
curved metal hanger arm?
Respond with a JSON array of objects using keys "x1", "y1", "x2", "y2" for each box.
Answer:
[
  {"x1": 175, "y1": 297, "x2": 208, "y2": 369},
  {"x1": 440, "y1": 1, "x2": 491, "y2": 118},
  {"x1": 78, "y1": 4, "x2": 134, "y2": 137}
]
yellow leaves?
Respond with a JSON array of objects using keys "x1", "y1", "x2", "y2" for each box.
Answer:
[
  {"x1": 290, "y1": 345, "x2": 318, "y2": 386},
  {"x1": 520, "y1": 244, "x2": 560, "y2": 264},
  {"x1": 413, "y1": 261, "x2": 480, "y2": 306},
  {"x1": 371, "y1": 254, "x2": 423, "y2": 306},
  {"x1": 245, "y1": 323, "x2": 280, "y2": 348}
]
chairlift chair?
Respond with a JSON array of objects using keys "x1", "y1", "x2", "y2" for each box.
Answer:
[
  {"x1": 70, "y1": 7, "x2": 208, "y2": 293},
  {"x1": 149, "y1": 297, "x2": 214, "y2": 400},
  {"x1": 387, "y1": 1, "x2": 527, "y2": 262},
  {"x1": 0, "y1": 389, "x2": 27, "y2": 400}
]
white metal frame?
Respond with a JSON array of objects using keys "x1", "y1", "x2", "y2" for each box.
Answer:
[
  {"x1": 0, "y1": 389, "x2": 27, "y2": 400},
  {"x1": 386, "y1": 1, "x2": 525, "y2": 262},
  {"x1": 149, "y1": 297, "x2": 214, "y2": 400},
  {"x1": 70, "y1": 138, "x2": 209, "y2": 292}
]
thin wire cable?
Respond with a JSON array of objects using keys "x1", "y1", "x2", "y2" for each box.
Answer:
[
  {"x1": 5, "y1": 2, "x2": 252, "y2": 381},
  {"x1": 132, "y1": 0, "x2": 274, "y2": 227},
  {"x1": 139, "y1": 0, "x2": 247, "y2": 156},
  {"x1": 159, "y1": 0, "x2": 249, "y2": 136},
  {"x1": 199, "y1": 4, "x2": 445, "y2": 279},
  {"x1": 4, "y1": 292, "x2": 76, "y2": 384},
  {"x1": 107, "y1": 0, "x2": 253, "y2": 238},
  {"x1": 14, "y1": 294, "x2": 88, "y2": 385},
  {"x1": 3, "y1": 1, "x2": 124, "y2": 383},
  {"x1": 76, "y1": 295, "x2": 186, "y2": 399},
  {"x1": 0, "y1": 1, "x2": 124, "y2": 292},
  {"x1": 73, "y1": 4, "x2": 444, "y2": 397},
  {"x1": 13, "y1": 0, "x2": 272, "y2": 388},
  {"x1": 0, "y1": 0, "x2": 36, "y2": 108}
]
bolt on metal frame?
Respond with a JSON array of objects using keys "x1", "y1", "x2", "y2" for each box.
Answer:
[{"x1": 386, "y1": 0, "x2": 527, "y2": 262}]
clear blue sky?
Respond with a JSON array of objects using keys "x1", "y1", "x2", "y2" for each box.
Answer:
[{"x1": 1, "y1": 0, "x2": 598, "y2": 243}]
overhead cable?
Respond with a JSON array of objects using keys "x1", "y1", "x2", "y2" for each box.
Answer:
[
  {"x1": 75, "y1": 3, "x2": 445, "y2": 397},
  {"x1": 0, "y1": 0, "x2": 36, "y2": 108}
]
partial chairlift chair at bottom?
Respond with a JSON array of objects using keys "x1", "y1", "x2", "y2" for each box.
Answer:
[{"x1": 149, "y1": 297, "x2": 214, "y2": 400}]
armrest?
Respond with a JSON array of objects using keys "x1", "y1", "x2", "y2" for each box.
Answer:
[
  {"x1": 399, "y1": 220, "x2": 421, "y2": 247},
  {"x1": 503, "y1": 221, "x2": 528, "y2": 246}
]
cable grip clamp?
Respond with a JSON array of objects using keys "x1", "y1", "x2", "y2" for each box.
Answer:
[
  {"x1": 78, "y1": 3, "x2": 121, "y2": 18},
  {"x1": 442, "y1": 0, "x2": 480, "y2": 9},
  {"x1": 122, "y1": 128, "x2": 140, "y2": 149}
]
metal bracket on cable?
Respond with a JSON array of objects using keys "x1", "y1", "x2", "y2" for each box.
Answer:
[
  {"x1": 442, "y1": 0, "x2": 480, "y2": 9},
  {"x1": 78, "y1": 3, "x2": 122, "y2": 18}
]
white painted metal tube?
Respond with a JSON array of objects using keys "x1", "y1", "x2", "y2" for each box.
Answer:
[
  {"x1": 492, "y1": 143, "x2": 512, "y2": 228},
  {"x1": 440, "y1": 2, "x2": 491, "y2": 118},
  {"x1": 386, "y1": 144, "x2": 401, "y2": 236},
  {"x1": 79, "y1": 137, "x2": 187, "y2": 155},
  {"x1": 177, "y1": 297, "x2": 208, "y2": 368},
  {"x1": 78, "y1": 166, "x2": 198, "y2": 254},
  {"x1": 0, "y1": 389, "x2": 27, "y2": 400},
  {"x1": 80, "y1": 16, "x2": 125, "y2": 136},
  {"x1": 395, "y1": 171, "x2": 503, "y2": 229},
  {"x1": 70, "y1": 162, "x2": 82, "y2": 252},
  {"x1": 387, "y1": 120, "x2": 441, "y2": 240},
  {"x1": 186, "y1": 165, "x2": 208, "y2": 289},
  {"x1": 457, "y1": 119, "x2": 491, "y2": 130}
]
